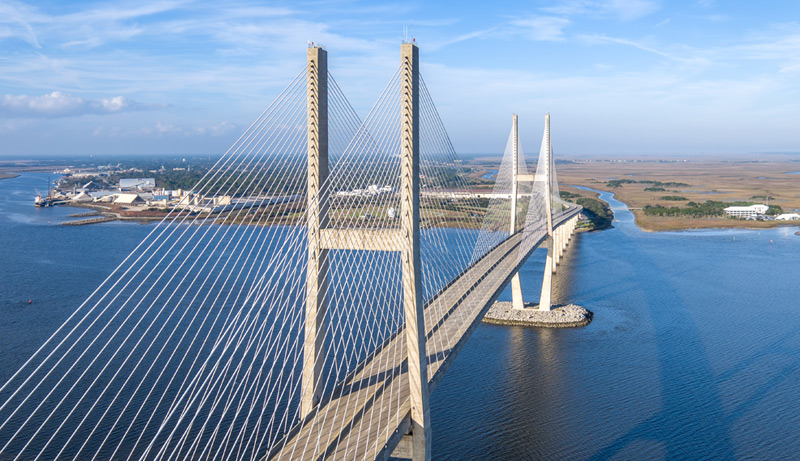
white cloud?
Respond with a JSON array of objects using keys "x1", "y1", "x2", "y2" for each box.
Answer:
[{"x1": 0, "y1": 91, "x2": 156, "y2": 118}]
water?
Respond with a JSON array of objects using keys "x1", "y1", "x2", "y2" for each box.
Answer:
[
  {"x1": 432, "y1": 188, "x2": 800, "y2": 459},
  {"x1": 2, "y1": 174, "x2": 800, "y2": 458},
  {"x1": 0, "y1": 174, "x2": 153, "y2": 373},
  {"x1": 481, "y1": 169, "x2": 498, "y2": 180}
]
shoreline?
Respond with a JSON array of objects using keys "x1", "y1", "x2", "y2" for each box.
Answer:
[
  {"x1": 586, "y1": 188, "x2": 800, "y2": 233},
  {"x1": 631, "y1": 207, "x2": 800, "y2": 233},
  {"x1": 634, "y1": 220, "x2": 800, "y2": 233},
  {"x1": 0, "y1": 173, "x2": 20, "y2": 181},
  {"x1": 54, "y1": 202, "x2": 491, "y2": 229}
]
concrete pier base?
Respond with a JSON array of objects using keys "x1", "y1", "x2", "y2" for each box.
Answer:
[{"x1": 483, "y1": 301, "x2": 592, "y2": 328}]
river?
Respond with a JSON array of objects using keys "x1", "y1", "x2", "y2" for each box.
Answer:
[
  {"x1": 2, "y1": 174, "x2": 800, "y2": 459},
  {"x1": 433, "y1": 188, "x2": 800, "y2": 459}
]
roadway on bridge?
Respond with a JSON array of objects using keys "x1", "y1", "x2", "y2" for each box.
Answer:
[{"x1": 268, "y1": 207, "x2": 580, "y2": 460}]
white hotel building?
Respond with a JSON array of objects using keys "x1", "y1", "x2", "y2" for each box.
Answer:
[{"x1": 723, "y1": 204, "x2": 769, "y2": 219}]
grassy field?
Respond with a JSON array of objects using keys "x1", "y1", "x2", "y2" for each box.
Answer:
[{"x1": 554, "y1": 159, "x2": 800, "y2": 231}]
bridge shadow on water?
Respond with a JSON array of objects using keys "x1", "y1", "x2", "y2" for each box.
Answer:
[
  {"x1": 428, "y1": 214, "x2": 800, "y2": 460},
  {"x1": 577, "y1": 201, "x2": 800, "y2": 459},
  {"x1": 583, "y1": 228, "x2": 736, "y2": 460}
]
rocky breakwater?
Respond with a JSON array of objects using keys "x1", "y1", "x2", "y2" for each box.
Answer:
[{"x1": 483, "y1": 301, "x2": 592, "y2": 328}]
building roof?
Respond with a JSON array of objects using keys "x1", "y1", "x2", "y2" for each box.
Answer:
[
  {"x1": 82, "y1": 180, "x2": 103, "y2": 190},
  {"x1": 72, "y1": 191, "x2": 93, "y2": 202},
  {"x1": 724, "y1": 204, "x2": 768, "y2": 212},
  {"x1": 114, "y1": 193, "x2": 144, "y2": 204}
]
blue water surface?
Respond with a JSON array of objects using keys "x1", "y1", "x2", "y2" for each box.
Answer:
[
  {"x1": 2, "y1": 174, "x2": 800, "y2": 459},
  {"x1": 431, "y1": 188, "x2": 800, "y2": 459}
]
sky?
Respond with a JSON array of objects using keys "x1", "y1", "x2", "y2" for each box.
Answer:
[{"x1": 1, "y1": 0, "x2": 799, "y2": 158}]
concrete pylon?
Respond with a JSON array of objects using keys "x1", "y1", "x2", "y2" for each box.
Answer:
[
  {"x1": 509, "y1": 114, "x2": 525, "y2": 310},
  {"x1": 538, "y1": 113, "x2": 554, "y2": 312},
  {"x1": 399, "y1": 42, "x2": 431, "y2": 461},
  {"x1": 554, "y1": 225, "x2": 561, "y2": 267},
  {"x1": 302, "y1": 46, "x2": 329, "y2": 418}
]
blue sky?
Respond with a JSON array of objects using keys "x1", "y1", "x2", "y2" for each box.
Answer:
[{"x1": 1, "y1": 0, "x2": 799, "y2": 157}]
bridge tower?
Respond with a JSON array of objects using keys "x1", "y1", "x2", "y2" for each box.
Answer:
[
  {"x1": 303, "y1": 45, "x2": 329, "y2": 418},
  {"x1": 302, "y1": 42, "x2": 430, "y2": 459},
  {"x1": 538, "y1": 113, "x2": 555, "y2": 311},
  {"x1": 398, "y1": 41, "x2": 431, "y2": 461}
]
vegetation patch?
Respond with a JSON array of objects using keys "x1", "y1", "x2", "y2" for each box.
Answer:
[
  {"x1": 643, "y1": 200, "x2": 784, "y2": 218},
  {"x1": 576, "y1": 197, "x2": 613, "y2": 230},
  {"x1": 660, "y1": 195, "x2": 687, "y2": 201},
  {"x1": 606, "y1": 179, "x2": 689, "y2": 188},
  {"x1": 559, "y1": 191, "x2": 582, "y2": 200}
]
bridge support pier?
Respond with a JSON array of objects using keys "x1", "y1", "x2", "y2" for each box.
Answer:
[
  {"x1": 564, "y1": 222, "x2": 570, "y2": 249},
  {"x1": 302, "y1": 46, "x2": 329, "y2": 419},
  {"x1": 538, "y1": 236, "x2": 554, "y2": 311},
  {"x1": 553, "y1": 217, "x2": 578, "y2": 274},
  {"x1": 553, "y1": 224, "x2": 561, "y2": 270}
]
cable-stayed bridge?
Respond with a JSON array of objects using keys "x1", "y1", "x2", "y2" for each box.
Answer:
[{"x1": 0, "y1": 43, "x2": 581, "y2": 460}]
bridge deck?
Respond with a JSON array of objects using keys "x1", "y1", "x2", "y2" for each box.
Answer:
[{"x1": 269, "y1": 208, "x2": 581, "y2": 460}]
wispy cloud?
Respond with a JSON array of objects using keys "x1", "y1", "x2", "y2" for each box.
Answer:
[
  {"x1": 93, "y1": 120, "x2": 237, "y2": 137},
  {"x1": 730, "y1": 29, "x2": 800, "y2": 61},
  {"x1": 0, "y1": 92, "x2": 160, "y2": 118},
  {"x1": 0, "y1": 1, "x2": 299, "y2": 51},
  {"x1": 425, "y1": 27, "x2": 499, "y2": 51},
  {"x1": 654, "y1": 18, "x2": 671, "y2": 28},
  {"x1": 579, "y1": 33, "x2": 708, "y2": 65},
  {"x1": 1, "y1": 1, "x2": 799, "y2": 156},
  {"x1": 0, "y1": 0, "x2": 41, "y2": 47},
  {"x1": 542, "y1": 0, "x2": 660, "y2": 21},
  {"x1": 510, "y1": 15, "x2": 571, "y2": 41}
]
